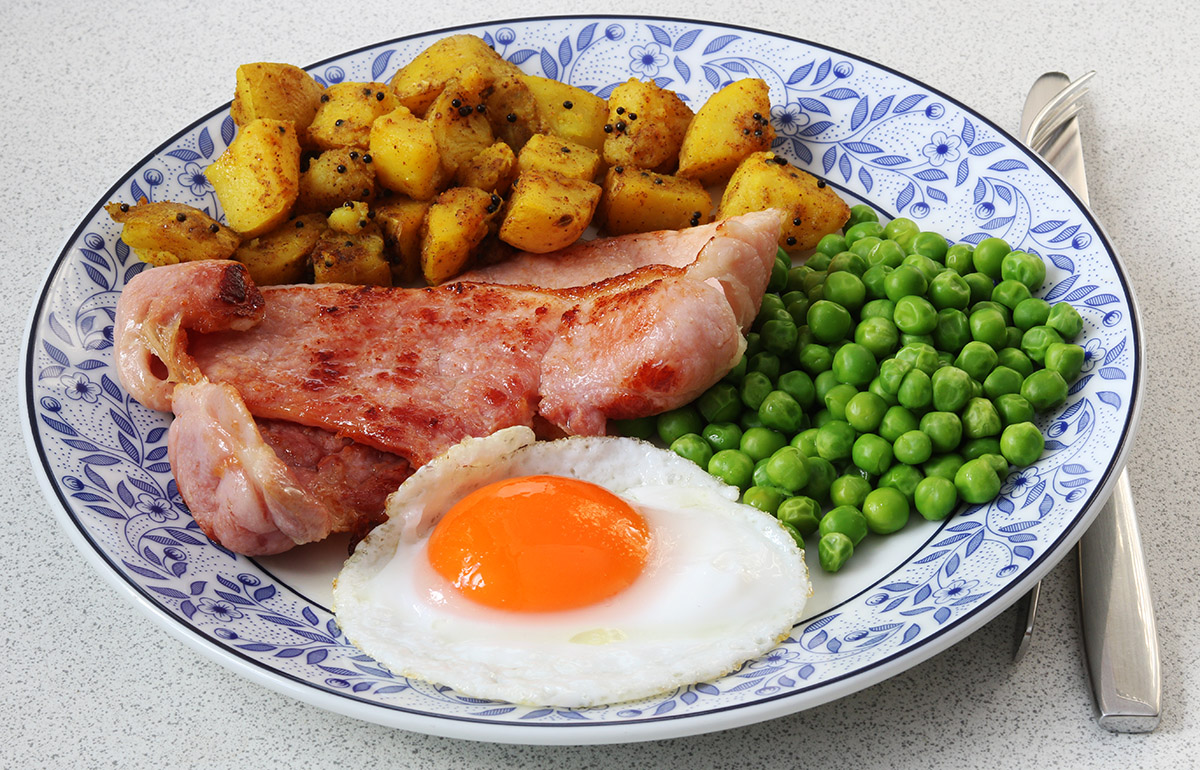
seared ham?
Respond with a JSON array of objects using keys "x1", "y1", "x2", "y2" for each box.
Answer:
[{"x1": 115, "y1": 211, "x2": 782, "y2": 554}]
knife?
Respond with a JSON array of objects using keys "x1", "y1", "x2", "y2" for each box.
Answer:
[{"x1": 1023, "y1": 72, "x2": 1162, "y2": 732}]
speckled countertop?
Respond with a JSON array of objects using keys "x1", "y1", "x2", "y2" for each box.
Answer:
[{"x1": 5, "y1": 1, "x2": 1197, "y2": 767}]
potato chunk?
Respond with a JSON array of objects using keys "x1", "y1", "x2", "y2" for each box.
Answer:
[
  {"x1": 425, "y1": 68, "x2": 495, "y2": 178},
  {"x1": 230, "y1": 63, "x2": 326, "y2": 147},
  {"x1": 375, "y1": 197, "x2": 432, "y2": 284},
  {"x1": 420, "y1": 187, "x2": 498, "y2": 284},
  {"x1": 598, "y1": 167, "x2": 712, "y2": 236},
  {"x1": 499, "y1": 170, "x2": 600, "y2": 253},
  {"x1": 519, "y1": 75, "x2": 608, "y2": 152},
  {"x1": 233, "y1": 213, "x2": 325, "y2": 285},
  {"x1": 516, "y1": 133, "x2": 602, "y2": 182},
  {"x1": 369, "y1": 106, "x2": 447, "y2": 200},
  {"x1": 389, "y1": 34, "x2": 521, "y2": 116},
  {"x1": 104, "y1": 200, "x2": 239, "y2": 266},
  {"x1": 457, "y1": 141, "x2": 518, "y2": 194},
  {"x1": 485, "y1": 75, "x2": 546, "y2": 152},
  {"x1": 295, "y1": 148, "x2": 375, "y2": 214},
  {"x1": 311, "y1": 206, "x2": 391, "y2": 285},
  {"x1": 677, "y1": 78, "x2": 775, "y2": 185},
  {"x1": 717, "y1": 151, "x2": 851, "y2": 252},
  {"x1": 205, "y1": 118, "x2": 301, "y2": 238},
  {"x1": 602, "y1": 79, "x2": 693, "y2": 173},
  {"x1": 308, "y1": 82, "x2": 400, "y2": 150}
]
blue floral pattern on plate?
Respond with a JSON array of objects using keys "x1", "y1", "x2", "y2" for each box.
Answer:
[{"x1": 23, "y1": 16, "x2": 1140, "y2": 743}]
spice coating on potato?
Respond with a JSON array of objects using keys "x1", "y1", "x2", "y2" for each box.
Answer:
[
  {"x1": 295, "y1": 148, "x2": 376, "y2": 214},
  {"x1": 717, "y1": 151, "x2": 850, "y2": 252},
  {"x1": 420, "y1": 187, "x2": 499, "y2": 284},
  {"x1": 375, "y1": 197, "x2": 432, "y2": 284},
  {"x1": 105, "y1": 200, "x2": 239, "y2": 266},
  {"x1": 389, "y1": 34, "x2": 521, "y2": 117},
  {"x1": 369, "y1": 106, "x2": 448, "y2": 201},
  {"x1": 520, "y1": 75, "x2": 609, "y2": 152},
  {"x1": 499, "y1": 170, "x2": 601, "y2": 253},
  {"x1": 231, "y1": 62, "x2": 326, "y2": 148},
  {"x1": 677, "y1": 78, "x2": 775, "y2": 186},
  {"x1": 205, "y1": 118, "x2": 301, "y2": 238},
  {"x1": 598, "y1": 167, "x2": 712, "y2": 236},
  {"x1": 517, "y1": 134, "x2": 602, "y2": 182},
  {"x1": 425, "y1": 68, "x2": 495, "y2": 178},
  {"x1": 457, "y1": 141, "x2": 518, "y2": 194},
  {"x1": 311, "y1": 212, "x2": 391, "y2": 286},
  {"x1": 602, "y1": 79, "x2": 693, "y2": 173},
  {"x1": 234, "y1": 213, "x2": 325, "y2": 285},
  {"x1": 485, "y1": 75, "x2": 546, "y2": 152},
  {"x1": 309, "y1": 82, "x2": 400, "y2": 150}
]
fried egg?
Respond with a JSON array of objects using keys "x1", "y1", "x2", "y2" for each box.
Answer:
[{"x1": 332, "y1": 426, "x2": 810, "y2": 708}]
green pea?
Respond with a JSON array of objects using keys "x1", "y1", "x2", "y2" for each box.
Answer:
[
  {"x1": 761, "y1": 318, "x2": 799, "y2": 357},
  {"x1": 962, "y1": 437, "x2": 1002, "y2": 461},
  {"x1": 1044, "y1": 342, "x2": 1085, "y2": 382},
  {"x1": 1020, "y1": 325, "x2": 1065, "y2": 365},
  {"x1": 862, "y1": 486, "x2": 910, "y2": 534},
  {"x1": 1047, "y1": 302, "x2": 1083, "y2": 340},
  {"x1": 670, "y1": 433, "x2": 714, "y2": 467},
  {"x1": 748, "y1": 352, "x2": 781, "y2": 381},
  {"x1": 792, "y1": 427, "x2": 819, "y2": 457},
  {"x1": 1003, "y1": 326, "x2": 1023, "y2": 350},
  {"x1": 860, "y1": 298, "x2": 896, "y2": 321},
  {"x1": 802, "y1": 456, "x2": 837, "y2": 502},
  {"x1": 816, "y1": 233, "x2": 848, "y2": 259},
  {"x1": 797, "y1": 343, "x2": 833, "y2": 375},
  {"x1": 1013, "y1": 297, "x2": 1052, "y2": 331},
  {"x1": 893, "y1": 295, "x2": 939, "y2": 335},
  {"x1": 868, "y1": 376, "x2": 900, "y2": 406},
  {"x1": 657, "y1": 406, "x2": 703, "y2": 445},
  {"x1": 740, "y1": 409, "x2": 765, "y2": 431},
  {"x1": 897, "y1": 368, "x2": 933, "y2": 411},
  {"x1": 877, "y1": 464, "x2": 924, "y2": 507},
  {"x1": 829, "y1": 251, "x2": 870, "y2": 279},
  {"x1": 802, "y1": 268, "x2": 828, "y2": 293},
  {"x1": 819, "y1": 505, "x2": 869, "y2": 545},
  {"x1": 930, "y1": 365, "x2": 972, "y2": 412},
  {"x1": 806, "y1": 252, "x2": 832, "y2": 271},
  {"x1": 914, "y1": 476, "x2": 959, "y2": 521},
  {"x1": 844, "y1": 391, "x2": 888, "y2": 433},
  {"x1": 963, "y1": 272, "x2": 996, "y2": 305},
  {"x1": 971, "y1": 300, "x2": 1012, "y2": 326},
  {"x1": 823, "y1": 383, "x2": 858, "y2": 420},
  {"x1": 854, "y1": 316, "x2": 900, "y2": 359},
  {"x1": 902, "y1": 253, "x2": 944, "y2": 283},
  {"x1": 923, "y1": 452, "x2": 965, "y2": 481},
  {"x1": 982, "y1": 366, "x2": 1024, "y2": 399},
  {"x1": 936, "y1": 350, "x2": 956, "y2": 368},
  {"x1": 723, "y1": 353, "x2": 748, "y2": 384},
  {"x1": 821, "y1": 271, "x2": 865, "y2": 314},
  {"x1": 702, "y1": 422, "x2": 743, "y2": 453},
  {"x1": 763, "y1": 445, "x2": 810, "y2": 492},
  {"x1": 832, "y1": 342, "x2": 878, "y2": 386},
  {"x1": 613, "y1": 416, "x2": 655, "y2": 439},
  {"x1": 740, "y1": 371, "x2": 774, "y2": 410},
  {"x1": 759, "y1": 390, "x2": 805, "y2": 434},
  {"x1": 743, "y1": 485, "x2": 786, "y2": 514},
  {"x1": 831, "y1": 474, "x2": 873, "y2": 509},
  {"x1": 909, "y1": 231, "x2": 949, "y2": 262},
  {"x1": 741, "y1": 426, "x2": 788, "y2": 462},
  {"x1": 883, "y1": 217, "x2": 919, "y2": 241},
  {"x1": 852, "y1": 433, "x2": 894, "y2": 475},
  {"x1": 845, "y1": 220, "x2": 885, "y2": 245},
  {"x1": 962, "y1": 397, "x2": 1003, "y2": 439},
  {"x1": 777, "y1": 495, "x2": 822, "y2": 537},
  {"x1": 846, "y1": 204, "x2": 880, "y2": 227},
  {"x1": 812, "y1": 368, "x2": 838, "y2": 403},
  {"x1": 811, "y1": 408, "x2": 835, "y2": 428},
  {"x1": 862, "y1": 263, "x2": 893, "y2": 298},
  {"x1": 818, "y1": 532, "x2": 854, "y2": 573},
  {"x1": 954, "y1": 340, "x2": 999, "y2": 382},
  {"x1": 1001, "y1": 251, "x2": 1046, "y2": 291},
  {"x1": 981, "y1": 453, "x2": 1010, "y2": 478},
  {"x1": 1021, "y1": 369, "x2": 1069, "y2": 411},
  {"x1": 880, "y1": 405, "x2": 920, "y2": 442},
  {"x1": 969, "y1": 307, "x2": 1008, "y2": 349},
  {"x1": 972, "y1": 238, "x2": 1011, "y2": 280},
  {"x1": 786, "y1": 297, "x2": 811, "y2": 326},
  {"x1": 954, "y1": 458, "x2": 1001, "y2": 504},
  {"x1": 930, "y1": 308, "x2": 971, "y2": 354},
  {"x1": 697, "y1": 382, "x2": 741, "y2": 424},
  {"x1": 884, "y1": 264, "x2": 928, "y2": 302},
  {"x1": 893, "y1": 429, "x2": 934, "y2": 465},
  {"x1": 895, "y1": 342, "x2": 940, "y2": 375},
  {"x1": 816, "y1": 420, "x2": 857, "y2": 462},
  {"x1": 868, "y1": 239, "x2": 906, "y2": 268},
  {"x1": 999, "y1": 421, "x2": 1045, "y2": 467},
  {"x1": 708, "y1": 449, "x2": 754, "y2": 490},
  {"x1": 996, "y1": 347, "x2": 1035, "y2": 379},
  {"x1": 992, "y1": 279, "x2": 1033, "y2": 310},
  {"x1": 944, "y1": 243, "x2": 974, "y2": 274},
  {"x1": 928, "y1": 270, "x2": 971, "y2": 310},
  {"x1": 807, "y1": 300, "x2": 853, "y2": 343},
  {"x1": 920, "y1": 411, "x2": 964, "y2": 453},
  {"x1": 900, "y1": 332, "x2": 936, "y2": 349},
  {"x1": 768, "y1": 257, "x2": 789, "y2": 293},
  {"x1": 877, "y1": 357, "x2": 912, "y2": 395}
]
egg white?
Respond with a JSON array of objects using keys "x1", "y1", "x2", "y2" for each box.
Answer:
[{"x1": 333, "y1": 426, "x2": 810, "y2": 708}]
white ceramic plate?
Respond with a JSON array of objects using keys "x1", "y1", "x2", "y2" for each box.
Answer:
[{"x1": 22, "y1": 15, "x2": 1142, "y2": 745}]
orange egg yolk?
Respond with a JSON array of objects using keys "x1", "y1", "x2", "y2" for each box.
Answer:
[{"x1": 426, "y1": 475, "x2": 650, "y2": 612}]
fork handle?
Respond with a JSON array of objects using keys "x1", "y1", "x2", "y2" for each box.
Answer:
[{"x1": 1078, "y1": 468, "x2": 1162, "y2": 732}]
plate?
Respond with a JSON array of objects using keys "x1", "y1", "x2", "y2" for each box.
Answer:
[{"x1": 21, "y1": 15, "x2": 1142, "y2": 744}]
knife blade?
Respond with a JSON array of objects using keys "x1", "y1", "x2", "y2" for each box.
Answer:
[{"x1": 1029, "y1": 73, "x2": 1163, "y2": 733}]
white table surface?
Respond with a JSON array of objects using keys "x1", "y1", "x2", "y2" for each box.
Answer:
[{"x1": 5, "y1": 1, "x2": 1198, "y2": 766}]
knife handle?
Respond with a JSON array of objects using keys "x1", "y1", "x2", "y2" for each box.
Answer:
[{"x1": 1078, "y1": 468, "x2": 1162, "y2": 732}]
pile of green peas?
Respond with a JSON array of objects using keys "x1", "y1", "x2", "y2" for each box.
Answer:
[{"x1": 616, "y1": 204, "x2": 1086, "y2": 573}]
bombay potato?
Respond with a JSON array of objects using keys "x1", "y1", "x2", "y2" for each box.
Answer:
[
  {"x1": 375, "y1": 197, "x2": 432, "y2": 284},
  {"x1": 485, "y1": 74, "x2": 546, "y2": 152},
  {"x1": 602, "y1": 79, "x2": 693, "y2": 173},
  {"x1": 499, "y1": 170, "x2": 600, "y2": 253},
  {"x1": 295, "y1": 148, "x2": 376, "y2": 214},
  {"x1": 677, "y1": 78, "x2": 775, "y2": 186},
  {"x1": 425, "y1": 68, "x2": 495, "y2": 178},
  {"x1": 104, "y1": 200, "x2": 239, "y2": 266},
  {"x1": 205, "y1": 118, "x2": 301, "y2": 238},
  {"x1": 598, "y1": 167, "x2": 712, "y2": 236},
  {"x1": 308, "y1": 82, "x2": 400, "y2": 150},
  {"x1": 516, "y1": 133, "x2": 602, "y2": 182},
  {"x1": 233, "y1": 213, "x2": 325, "y2": 285},
  {"x1": 420, "y1": 187, "x2": 498, "y2": 284},
  {"x1": 717, "y1": 151, "x2": 851, "y2": 252},
  {"x1": 369, "y1": 106, "x2": 448, "y2": 200},
  {"x1": 457, "y1": 141, "x2": 518, "y2": 194},
  {"x1": 389, "y1": 34, "x2": 522, "y2": 116},
  {"x1": 519, "y1": 74, "x2": 608, "y2": 152},
  {"x1": 312, "y1": 203, "x2": 391, "y2": 285},
  {"x1": 230, "y1": 63, "x2": 326, "y2": 147}
]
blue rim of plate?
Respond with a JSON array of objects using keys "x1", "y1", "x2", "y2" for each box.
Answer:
[{"x1": 22, "y1": 14, "x2": 1142, "y2": 744}]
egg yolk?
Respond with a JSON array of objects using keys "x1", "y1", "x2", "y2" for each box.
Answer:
[{"x1": 426, "y1": 475, "x2": 650, "y2": 612}]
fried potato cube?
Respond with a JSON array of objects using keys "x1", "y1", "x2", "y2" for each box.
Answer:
[
  {"x1": 602, "y1": 79, "x2": 693, "y2": 173},
  {"x1": 498, "y1": 170, "x2": 600, "y2": 253},
  {"x1": 369, "y1": 106, "x2": 448, "y2": 200},
  {"x1": 205, "y1": 118, "x2": 301, "y2": 238},
  {"x1": 457, "y1": 141, "x2": 518, "y2": 194},
  {"x1": 295, "y1": 148, "x2": 376, "y2": 214},
  {"x1": 389, "y1": 34, "x2": 521, "y2": 116},
  {"x1": 598, "y1": 167, "x2": 712, "y2": 236},
  {"x1": 327, "y1": 201, "x2": 373, "y2": 234},
  {"x1": 677, "y1": 78, "x2": 775, "y2": 186},
  {"x1": 104, "y1": 200, "x2": 239, "y2": 266},
  {"x1": 485, "y1": 75, "x2": 546, "y2": 152},
  {"x1": 233, "y1": 213, "x2": 325, "y2": 285},
  {"x1": 717, "y1": 152, "x2": 851, "y2": 252},
  {"x1": 519, "y1": 74, "x2": 608, "y2": 152},
  {"x1": 230, "y1": 63, "x2": 326, "y2": 147},
  {"x1": 516, "y1": 134, "x2": 602, "y2": 182},
  {"x1": 426, "y1": 68, "x2": 495, "y2": 178},
  {"x1": 375, "y1": 197, "x2": 432, "y2": 284},
  {"x1": 308, "y1": 82, "x2": 400, "y2": 150},
  {"x1": 312, "y1": 210, "x2": 391, "y2": 285},
  {"x1": 420, "y1": 187, "x2": 498, "y2": 284}
]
